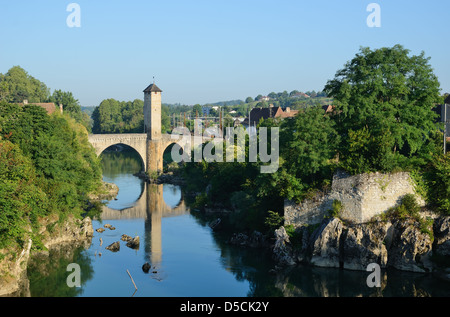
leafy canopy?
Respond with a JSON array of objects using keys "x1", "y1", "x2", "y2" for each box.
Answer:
[{"x1": 324, "y1": 45, "x2": 442, "y2": 174}]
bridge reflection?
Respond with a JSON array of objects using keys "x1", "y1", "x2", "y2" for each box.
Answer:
[{"x1": 101, "y1": 183, "x2": 189, "y2": 265}]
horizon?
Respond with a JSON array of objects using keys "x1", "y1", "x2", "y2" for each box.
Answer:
[{"x1": 1, "y1": 1, "x2": 449, "y2": 107}]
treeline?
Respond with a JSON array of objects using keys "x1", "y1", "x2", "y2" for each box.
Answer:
[
  {"x1": 91, "y1": 99, "x2": 173, "y2": 134},
  {"x1": 0, "y1": 66, "x2": 91, "y2": 131},
  {"x1": 182, "y1": 45, "x2": 450, "y2": 234},
  {"x1": 90, "y1": 91, "x2": 330, "y2": 135},
  {"x1": 0, "y1": 101, "x2": 102, "y2": 249}
]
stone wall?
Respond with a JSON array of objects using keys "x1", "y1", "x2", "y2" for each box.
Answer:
[{"x1": 285, "y1": 170, "x2": 425, "y2": 226}]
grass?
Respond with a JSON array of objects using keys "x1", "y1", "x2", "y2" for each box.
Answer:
[{"x1": 377, "y1": 194, "x2": 434, "y2": 241}]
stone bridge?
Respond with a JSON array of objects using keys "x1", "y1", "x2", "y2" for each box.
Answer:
[
  {"x1": 87, "y1": 82, "x2": 219, "y2": 173},
  {"x1": 88, "y1": 133, "x2": 215, "y2": 173}
]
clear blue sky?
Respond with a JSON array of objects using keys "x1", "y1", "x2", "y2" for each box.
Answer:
[{"x1": 0, "y1": 0, "x2": 449, "y2": 106}]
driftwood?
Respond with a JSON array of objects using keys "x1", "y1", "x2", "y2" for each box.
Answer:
[{"x1": 126, "y1": 269, "x2": 138, "y2": 291}]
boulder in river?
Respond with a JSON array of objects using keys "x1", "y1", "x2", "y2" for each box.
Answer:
[
  {"x1": 106, "y1": 241, "x2": 120, "y2": 252},
  {"x1": 126, "y1": 236, "x2": 140, "y2": 250},
  {"x1": 142, "y1": 262, "x2": 151, "y2": 273},
  {"x1": 121, "y1": 234, "x2": 132, "y2": 242}
]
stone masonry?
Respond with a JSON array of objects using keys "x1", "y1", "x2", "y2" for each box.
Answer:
[{"x1": 284, "y1": 170, "x2": 425, "y2": 226}]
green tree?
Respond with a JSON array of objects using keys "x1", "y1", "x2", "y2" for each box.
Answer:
[
  {"x1": 192, "y1": 104, "x2": 203, "y2": 117},
  {"x1": 324, "y1": 45, "x2": 442, "y2": 173},
  {"x1": 0, "y1": 100, "x2": 102, "y2": 247},
  {"x1": 0, "y1": 66, "x2": 50, "y2": 103},
  {"x1": 280, "y1": 105, "x2": 339, "y2": 185}
]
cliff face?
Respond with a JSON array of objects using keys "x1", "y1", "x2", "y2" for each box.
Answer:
[
  {"x1": 273, "y1": 214, "x2": 450, "y2": 274},
  {"x1": 278, "y1": 170, "x2": 450, "y2": 273},
  {"x1": 0, "y1": 215, "x2": 93, "y2": 297}
]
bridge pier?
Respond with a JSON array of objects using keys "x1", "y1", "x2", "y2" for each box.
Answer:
[{"x1": 147, "y1": 139, "x2": 164, "y2": 175}]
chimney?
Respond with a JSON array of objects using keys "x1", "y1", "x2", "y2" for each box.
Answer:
[
  {"x1": 285, "y1": 107, "x2": 290, "y2": 113},
  {"x1": 59, "y1": 103, "x2": 63, "y2": 114}
]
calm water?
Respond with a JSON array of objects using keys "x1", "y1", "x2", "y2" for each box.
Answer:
[{"x1": 26, "y1": 150, "x2": 450, "y2": 297}]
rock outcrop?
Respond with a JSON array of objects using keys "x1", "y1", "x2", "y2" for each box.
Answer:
[
  {"x1": 273, "y1": 227, "x2": 296, "y2": 266},
  {"x1": 309, "y1": 218, "x2": 344, "y2": 268},
  {"x1": 434, "y1": 216, "x2": 450, "y2": 256},
  {"x1": 272, "y1": 215, "x2": 449, "y2": 274},
  {"x1": 0, "y1": 215, "x2": 93, "y2": 296}
]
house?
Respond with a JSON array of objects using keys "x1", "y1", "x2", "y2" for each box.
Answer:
[
  {"x1": 245, "y1": 106, "x2": 299, "y2": 127},
  {"x1": 18, "y1": 99, "x2": 63, "y2": 115},
  {"x1": 291, "y1": 92, "x2": 310, "y2": 99}
]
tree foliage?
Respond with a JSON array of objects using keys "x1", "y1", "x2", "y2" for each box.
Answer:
[
  {"x1": 92, "y1": 99, "x2": 171, "y2": 134},
  {"x1": 0, "y1": 66, "x2": 50, "y2": 103},
  {"x1": 324, "y1": 45, "x2": 442, "y2": 173},
  {"x1": 0, "y1": 101, "x2": 102, "y2": 248}
]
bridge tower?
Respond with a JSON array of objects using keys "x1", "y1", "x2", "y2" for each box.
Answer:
[
  {"x1": 143, "y1": 82, "x2": 163, "y2": 139},
  {"x1": 144, "y1": 82, "x2": 164, "y2": 173}
]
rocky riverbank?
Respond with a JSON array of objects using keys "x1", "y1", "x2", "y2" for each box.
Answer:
[
  {"x1": 0, "y1": 214, "x2": 94, "y2": 296},
  {"x1": 271, "y1": 213, "x2": 450, "y2": 276},
  {"x1": 88, "y1": 181, "x2": 119, "y2": 201}
]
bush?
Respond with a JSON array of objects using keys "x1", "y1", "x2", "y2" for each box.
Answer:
[
  {"x1": 424, "y1": 154, "x2": 450, "y2": 215},
  {"x1": 265, "y1": 210, "x2": 284, "y2": 231},
  {"x1": 329, "y1": 200, "x2": 343, "y2": 218}
]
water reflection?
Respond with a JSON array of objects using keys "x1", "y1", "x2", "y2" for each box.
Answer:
[{"x1": 25, "y1": 150, "x2": 450, "y2": 297}]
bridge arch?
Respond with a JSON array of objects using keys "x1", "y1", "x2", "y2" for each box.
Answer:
[{"x1": 88, "y1": 134, "x2": 148, "y2": 172}]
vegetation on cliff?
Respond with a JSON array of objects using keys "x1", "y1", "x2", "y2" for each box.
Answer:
[
  {"x1": 181, "y1": 45, "x2": 450, "y2": 238},
  {"x1": 0, "y1": 101, "x2": 102, "y2": 250}
]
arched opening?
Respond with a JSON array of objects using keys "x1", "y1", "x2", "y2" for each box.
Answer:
[
  {"x1": 162, "y1": 142, "x2": 184, "y2": 173},
  {"x1": 100, "y1": 144, "x2": 146, "y2": 210}
]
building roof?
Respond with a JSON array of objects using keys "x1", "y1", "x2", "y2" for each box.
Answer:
[
  {"x1": 248, "y1": 107, "x2": 281, "y2": 125},
  {"x1": 18, "y1": 102, "x2": 58, "y2": 114},
  {"x1": 248, "y1": 106, "x2": 299, "y2": 125},
  {"x1": 143, "y1": 83, "x2": 162, "y2": 93}
]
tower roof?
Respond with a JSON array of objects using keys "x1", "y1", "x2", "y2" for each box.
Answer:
[{"x1": 143, "y1": 83, "x2": 162, "y2": 93}]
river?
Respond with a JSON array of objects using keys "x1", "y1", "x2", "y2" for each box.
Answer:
[{"x1": 26, "y1": 149, "x2": 450, "y2": 297}]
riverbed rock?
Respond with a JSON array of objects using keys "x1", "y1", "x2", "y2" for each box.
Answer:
[
  {"x1": 106, "y1": 241, "x2": 120, "y2": 252},
  {"x1": 121, "y1": 234, "x2": 132, "y2": 242},
  {"x1": 96, "y1": 228, "x2": 105, "y2": 233},
  {"x1": 273, "y1": 226, "x2": 296, "y2": 266},
  {"x1": 309, "y1": 218, "x2": 344, "y2": 268},
  {"x1": 387, "y1": 219, "x2": 433, "y2": 273},
  {"x1": 126, "y1": 236, "x2": 140, "y2": 250},
  {"x1": 229, "y1": 231, "x2": 266, "y2": 248},
  {"x1": 341, "y1": 221, "x2": 392, "y2": 271},
  {"x1": 142, "y1": 262, "x2": 151, "y2": 273}
]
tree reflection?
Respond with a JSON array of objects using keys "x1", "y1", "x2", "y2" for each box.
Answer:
[{"x1": 27, "y1": 241, "x2": 94, "y2": 297}]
